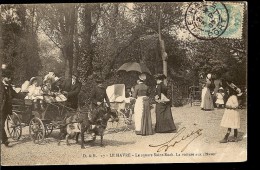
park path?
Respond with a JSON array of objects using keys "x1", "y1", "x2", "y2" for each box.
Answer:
[{"x1": 1, "y1": 104, "x2": 247, "y2": 165}]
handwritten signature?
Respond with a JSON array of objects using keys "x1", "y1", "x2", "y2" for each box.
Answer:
[{"x1": 149, "y1": 127, "x2": 203, "y2": 152}]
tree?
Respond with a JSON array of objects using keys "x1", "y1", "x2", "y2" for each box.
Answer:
[
  {"x1": 77, "y1": 4, "x2": 101, "y2": 79},
  {"x1": 37, "y1": 4, "x2": 77, "y2": 80},
  {"x1": 1, "y1": 4, "x2": 42, "y2": 84}
]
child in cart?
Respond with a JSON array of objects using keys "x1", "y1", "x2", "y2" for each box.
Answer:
[{"x1": 25, "y1": 77, "x2": 44, "y2": 110}]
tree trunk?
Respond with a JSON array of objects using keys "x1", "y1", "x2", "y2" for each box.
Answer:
[
  {"x1": 73, "y1": 6, "x2": 80, "y2": 77},
  {"x1": 158, "y1": 6, "x2": 168, "y2": 85},
  {"x1": 62, "y1": 5, "x2": 76, "y2": 80},
  {"x1": 63, "y1": 43, "x2": 74, "y2": 80},
  {"x1": 79, "y1": 4, "x2": 93, "y2": 78},
  {"x1": 103, "y1": 3, "x2": 119, "y2": 78},
  {"x1": 0, "y1": 5, "x2": 3, "y2": 140}
]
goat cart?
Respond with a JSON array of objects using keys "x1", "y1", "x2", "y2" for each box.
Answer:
[{"x1": 8, "y1": 94, "x2": 76, "y2": 144}]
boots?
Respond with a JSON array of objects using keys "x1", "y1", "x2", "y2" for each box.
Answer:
[
  {"x1": 230, "y1": 129, "x2": 238, "y2": 142},
  {"x1": 220, "y1": 132, "x2": 230, "y2": 143}
]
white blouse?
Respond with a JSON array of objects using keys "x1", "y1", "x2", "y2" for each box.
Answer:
[{"x1": 226, "y1": 95, "x2": 238, "y2": 108}]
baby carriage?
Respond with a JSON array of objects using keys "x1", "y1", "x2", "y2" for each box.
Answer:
[{"x1": 106, "y1": 84, "x2": 134, "y2": 132}]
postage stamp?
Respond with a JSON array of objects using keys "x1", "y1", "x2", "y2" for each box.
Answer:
[
  {"x1": 185, "y1": 1, "x2": 245, "y2": 40},
  {"x1": 220, "y1": 2, "x2": 245, "y2": 39}
]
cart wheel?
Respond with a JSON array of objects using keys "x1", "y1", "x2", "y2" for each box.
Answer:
[
  {"x1": 45, "y1": 124, "x2": 53, "y2": 137},
  {"x1": 6, "y1": 112, "x2": 22, "y2": 141},
  {"x1": 29, "y1": 117, "x2": 45, "y2": 144}
]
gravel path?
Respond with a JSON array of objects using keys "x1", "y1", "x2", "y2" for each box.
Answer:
[{"x1": 1, "y1": 105, "x2": 247, "y2": 165}]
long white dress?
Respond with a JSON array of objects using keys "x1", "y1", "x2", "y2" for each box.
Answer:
[
  {"x1": 200, "y1": 87, "x2": 207, "y2": 108},
  {"x1": 220, "y1": 95, "x2": 240, "y2": 129}
]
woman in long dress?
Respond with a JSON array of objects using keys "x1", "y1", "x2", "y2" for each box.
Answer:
[
  {"x1": 133, "y1": 74, "x2": 153, "y2": 136},
  {"x1": 201, "y1": 75, "x2": 214, "y2": 111},
  {"x1": 154, "y1": 74, "x2": 176, "y2": 133}
]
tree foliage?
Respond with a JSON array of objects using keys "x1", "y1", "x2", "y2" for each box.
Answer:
[
  {"x1": 1, "y1": 3, "x2": 247, "y2": 104},
  {"x1": 1, "y1": 5, "x2": 42, "y2": 84}
]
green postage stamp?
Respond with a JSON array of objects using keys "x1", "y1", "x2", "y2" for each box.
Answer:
[{"x1": 185, "y1": 1, "x2": 245, "y2": 40}]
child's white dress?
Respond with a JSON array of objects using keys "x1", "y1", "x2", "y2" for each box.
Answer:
[
  {"x1": 220, "y1": 95, "x2": 240, "y2": 129},
  {"x1": 215, "y1": 92, "x2": 225, "y2": 105},
  {"x1": 25, "y1": 84, "x2": 44, "y2": 100}
]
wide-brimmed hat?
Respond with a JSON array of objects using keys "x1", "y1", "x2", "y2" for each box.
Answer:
[
  {"x1": 218, "y1": 87, "x2": 224, "y2": 91},
  {"x1": 29, "y1": 77, "x2": 38, "y2": 85},
  {"x1": 154, "y1": 73, "x2": 166, "y2": 80},
  {"x1": 139, "y1": 73, "x2": 146, "y2": 81},
  {"x1": 227, "y1": 82, "x2": 243, "y2": 96}
]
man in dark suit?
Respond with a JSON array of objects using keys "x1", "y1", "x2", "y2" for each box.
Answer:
[
  {"x1": 89, "y1": 78, "x2": 111, "y2": 122},
  {"x1": 1, "y1": 65, "x2": 16, "y2": 147},
  {"x1": 61, "y1": 74, "x2": 82, "y2": 110},
  {"x1": 91, "y1": 78, "x2": 110, "y2": 109}
]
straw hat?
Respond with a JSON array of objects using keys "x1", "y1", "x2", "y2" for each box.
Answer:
[
  {"x1": 29, "y1": 77, "x2": 38, "y2": 85},
  {"x1": 139, "y1": 73, "x2": 146, "y2": 81},
  {"x1": 227, "y1": 82, "x2": 243, "y2": 96}
]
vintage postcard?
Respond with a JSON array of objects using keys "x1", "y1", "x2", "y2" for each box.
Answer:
[{"x1": 0, "y1": 1, "x2": 247, "y2": 165}]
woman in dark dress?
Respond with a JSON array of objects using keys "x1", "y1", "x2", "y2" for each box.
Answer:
[{"x1": 154, "y1": 74, "x2": 176, "y2": 133}]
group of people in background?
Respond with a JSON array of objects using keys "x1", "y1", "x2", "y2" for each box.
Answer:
[
  {"x1": 2, "y1": 62, "x2": 246, "y2": 147},
  {"x1": 200, "y1": 73, "x2": 245, "y2": 111},
  {"x1": 200, "y1": 73, "x2": 246, "y2": 143}
]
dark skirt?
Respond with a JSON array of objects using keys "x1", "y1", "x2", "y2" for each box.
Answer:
[
  {"x1": 134, "y1": 96, "x2": 153, "y2": 136},
  {"x1": 155, "y1": 103, "x2": 176, "y2": 133}
]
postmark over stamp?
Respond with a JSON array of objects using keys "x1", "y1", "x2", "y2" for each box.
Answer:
[
  {"x1": 185, "y1": 1, "x2": 245, "y2": 40},
  {"x1": 185, "y1": 1, "x2": 229, "y2": 40}
]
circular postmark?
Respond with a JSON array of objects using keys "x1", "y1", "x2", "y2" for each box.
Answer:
[{"x1": 185, "y1": 2, "x2": 229, "y2": 40}]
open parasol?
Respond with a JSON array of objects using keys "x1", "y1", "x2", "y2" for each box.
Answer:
[{"x1": 117, "y1": 62, "x2": 151, "y2": 75}]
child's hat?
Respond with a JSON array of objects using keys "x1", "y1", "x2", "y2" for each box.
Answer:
[
  {"x1": 29, "y1": 77, "x2": 38, "y2": 85},
  {"x1": 227, "y1": 82, "x2": 243, "y2": 96}
]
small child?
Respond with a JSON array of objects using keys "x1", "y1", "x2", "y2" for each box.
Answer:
[
  {"x1": 215, "y1": 87, "x2": 225, "y2": 108},
  {"x1": 25, "y1": 77, "x2": 44, "y2": 110},
  {"x1": 219, "y1": 86, "x2": 240, "y2": 143}
]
